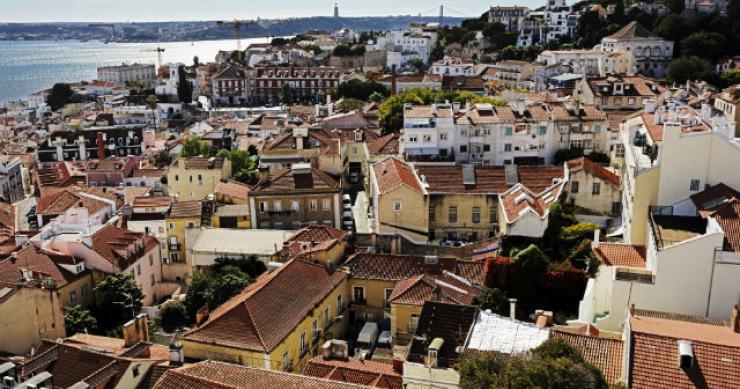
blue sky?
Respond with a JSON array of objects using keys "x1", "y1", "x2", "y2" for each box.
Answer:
[{"x1": 0, "y1": 0, "x2": 538, "y2": 22}]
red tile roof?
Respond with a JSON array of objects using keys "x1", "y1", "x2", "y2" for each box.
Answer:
[
  {"x1": 594, "y1": 243, "x2": 647, "y2": 268},
  {"x1": 182, "y1": 259, "x2": 347, "y2": 353},
  {"x1": 387, "y1": 273, "x2": 479, "y2": 307},
  {"x1": 371, "y1": 157, "x2": 423, "y2": 194},
  {"x1": 289, "y1": 225, "x2": 348, "y2": 243},
  {"x1": 91, "y1": 225, "x2": 158, "y2": 271},
  {"x1": 154, "y1": 360, "x2": 365, "y2": 389},
  {"x1": 214, "y1": 180, "x2": 250, "y2": 201},
  {"x1": 252, "y1": 168, "x2": 340, "y2": 194},
  {"x1": 690, "y1": 183, "x2": 739, "y2": 215},
  {"x1": 36, "y1": 189, "x2": 114, "y2": 216},
  {"x1": 416, "y1": 165, "x2": 565, "y2": 195},
  {"x1": 0, "y1": 245, "x2": 84, "y2": 288},
  {"x1": 567, "y1": 157, "x2": 620, "y2": 187},
  {"x1": 132, "y1": 196, "x2": 172, "y2": 208},
  {"x1": 628, "y1": 313, "x2": 740, "y2": 389},
  {"x1": 499, "y1": 180, "x2": 564, "y2": 224},
  {"x1": 551, "y1": 330, "x2": 624, "y2": 385},
  {"x1": 344, "y1": 253, "x2": 484, "y2": 283},
  {"x1": 303, "y1": 357, "x2": 402, "y2": 389},
  {"x1": 367, "y1": 133, "x2": 399, "y2": 156},
  {"x1": 707, "y1": 198, "x2": 740, "y2": 252}
]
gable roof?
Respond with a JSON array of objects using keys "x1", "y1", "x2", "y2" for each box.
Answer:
[
  {"x1": 415, "y1": 164, "x2": 565, "y2": 195},
  {"x1": 371, "y1": 157, "x2": 423, "y2": 195},
  {"x1": 551, "y1": 330, "x2": 624, "y2": 385},
  {"x1": 154, "y1": 360, "x2": 365, "y2": 389},
  {"x1": 605, "y1": 21, "x2": 660, "y2": 40},
  {"x1": 214, "y1": 180, "x2": 250, "y2": 201},
  {"x1": 708, "y1": 198, "x2": 740, "y2": 252},
  {"x1": 593, "y1": 243, "x2": 647, "y2": 268},
  {"x1": 387, "y1": 273, "x2": 479, "y2": 307},
  {"x1": 303, "y1": 356, "x2": 402, "y2": 389},
  {"x1": 466, "y1": 310, "x2": 550, "y2": 354},
  {"x1": 367, "y1": 133, "x2": 399, "y2": 156},
  {"x1": 690, "y1": 183, "x2": 739, "y2": 216},
  {"x1": 0, "y1": 245, "x2": 84, "y2": 288},
  {"x1": 499, "y1": 180, "x2": 565, "y2": 224},
  {"x1": 567, "y1": 157, "x2": 620, "y2": 187},
  {"x1": 344, "y1": 253, "x2": 485, "y2": 285},
  {"x1": 91, "y1": 225, "x2": 157, "y2": 271},
  {"x1": 252, "y1": 168, "x2": 340, "y2": 194},
  {"x1": 407, "y1": 302, "x2": 478, "y2": 368},
  {"x1": 182, "y1": 259, "x2": 347, "y2": 353}
]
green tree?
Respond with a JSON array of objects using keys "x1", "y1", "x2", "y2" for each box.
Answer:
[
  {"x1": 681, "y1": 31, "x2": 727, "y2": 62},
  {"x1": 667, "y1": 56, "x2": 714, "y2": 84},
  {"x1": 47, "y1": 83, "x2": 75, "y2": 111},
  {"x1": 154, "y1": 149, "x2": 172, "y2": 167},
  {"x1": 476, "y1": 288, "x2": 509, "y2": 315},
  {"x1": 271, "y1": 37, "x2": 289, "y2": 46},
  {"x1": 180, "y1": 137, "x2": 212, "y2": 157},
  {"x1": 408, "y1": 58, "x2": 425, "y2": 73},
  {"x1": 213, "y1": 255, "x2": 266, "y2": 279},
  {"x1": 482, "y1": 22, "x2": 506, "y2": 38},
  {"x1": 64, "y1": 305, "x2": 97, "y2": 335},
  {"x1": 210, "y1": 265, "x2": 251, "y2": 307},
  {"x1": 217, "y1": 149, "x2": 258, "y2": 185},
  {"x1": 722, "y1": 69, "x2": 740, "y2": 86},
  {"x1": 279, "y1": 83, "x2": 293, "y2": 106},
  {"x1": 336, "y1": 79, "x2": 388, "y2": 101},
  {"x1": 184, "y1": 273, "x2": 214, "y2": 321},
  {"x1": 339, "y1": 98, "x2": 365, "y2": 111},
  {"x1": 94, "y1": 273, "x2": 144, "y2": 329},
  {"x1": 145, "y1": 95, "x2": 158, "y2": 109},
  {"x1": 368, "y1": 91, "x2": 385, "y2": 103},
  {"x1": 459, "y1": 352, "x2": 508, "y2": 389},
  {"x1": 159, "y1": 300, "x2": 188, "y2": 333},
  {"x1": 654, "y1": 14, "x2": 694, "y2": 45},
  {"x1": 176, "y1": 65, "x2": 193, "y2": 104}
]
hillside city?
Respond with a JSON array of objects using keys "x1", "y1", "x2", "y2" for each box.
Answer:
[{"x1": 0, "y1": 1, "x2": 739, "y2": 388}]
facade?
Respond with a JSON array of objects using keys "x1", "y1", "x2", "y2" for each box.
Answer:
[
  {"x1": 536, "y1": 50, "x2": 635, "y2": 77},
  {"x1": 714, "y1": 85, "x2": 740, "y2": 137},
  {"x1": 597, "y1": 22, "x2": 673, "y2": 78},
  {"x1": 575, "y1": 74, "x2": 666, "y2": 111},
  {"x1": 488, "y1": 6, "x2": 530, "y2": 32},
  {"x1": 166, "y1": 157, "x2": 231, "y2": 201},
  {"x1": 498, "y1": 178, "x2": 567, "y2": 238},
  {"x1": 0, "y1": 285, "x2": 65, "y2": 355},
  {"x1": 187, "y1": 228, "x2": 292, "y2": 269},
  {"x1": 127, "y1": 196, "x2": 171, "y2": 262},
  {"x1": 249, "y1": 164, "x2": 342, "y2": 230},
  {"x1": 211, "y1": 65, "x2": 252, "y2": 106},
  {"x1": 491, "y1": 60, "x2": 534, "y2": 89},
  {"x1": 37, "y1": 126, "x2": 145, "y2": 163},
  {"x1": 543, "y1": 0, "x2": 578, "y2": 43},
  {"x1": 369, "y1": 25, "x2": 438, "y2": 69},
  {"x1": 96, "y1": 63, "x2": 156, "y2": 86},
  {"x1": 430, "y1": 56, "x2": 475, "y2": 76},
  {"x1": 565, "y1": 157, "x2": 622, "y2": 216},
  {"x1": 254, "y1": 67, "x2": 344, "y2": 105},
  {"x1": 165, "y1": 200, "x2": 213, "y2": 266},
  {"x1": 181, "y1": 259, "x2": 348, "y2": 374},
  {"x1": 0, "y1": 155, "x2": 25, "y2": 203}
]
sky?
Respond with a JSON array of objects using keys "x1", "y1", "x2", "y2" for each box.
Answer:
[{"x1": 0, "y1": 0, "x2": 521, "y2": 22}]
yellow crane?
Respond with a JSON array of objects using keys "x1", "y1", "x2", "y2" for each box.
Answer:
[
  {"x1": 141, "y1": 46, "x2": 166, "y2": 78},
  {"x1": 216, "y1": 19, "x2": 254, "y2": 61}
]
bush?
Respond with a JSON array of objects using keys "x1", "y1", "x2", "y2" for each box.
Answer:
[
  {"x1": 562, "y1": 223, "x2": 600, "y2": 240},
  {"x1": 159, "y1": 300, "x2": 188, "y2": 332}
]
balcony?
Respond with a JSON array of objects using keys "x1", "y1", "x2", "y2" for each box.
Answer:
[
  {"x1": 351, "y1": 298, "x2": 367, "y2": 306},
  {"x1": 168, "y1": 243, "x2": 179, "y2": 251}
]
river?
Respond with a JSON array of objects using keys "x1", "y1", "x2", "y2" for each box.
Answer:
[{"x1": 0, "y1": 38, "x2": 273, "y2": 103}]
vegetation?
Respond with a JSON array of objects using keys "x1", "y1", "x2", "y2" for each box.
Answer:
[
  {"x1": 379, "y1": 89, "x2": 507, "y2": 132},
  {"x1": 159, "y1": 300, "x2": 189, "y2": 333},
  {"x1": 279, "y1": 83, "x2": 294, "y2": 106},
  {"x1": 180, "y1": 137, "x2": 212, "y2": 157},
  {"x1": 667, "y1": 56, "x2": 714, "y2": 84},
  {"x1": 93, "y1": 273, "x2": 144, "y2": 331},
  {"x1": 47, "y1": 83, "x2": 75, "y2": 111},
  {"x1": 63, "y1": 305, "x2": 97, "y2": 335},
  {"x1": 335, "y1": 79, "x2": 388, "y2": 101},
  {"x1": 332, "y1": 44, "x2": 366, "y2": 57},
  {"x1": 338, "y1": 98, "x2": 365, "y2": 111},
  {"x1": 217, "y1": 149, "x2": 259, "y2": 185},
  {"x1": 153, "y1": 149, "x2": 172, "y2": 167},
  {"x1": 476, "y1": 287, "x2": 509, "y2": 316},
  {"x1": 176, "y1": 65, "x2": 193, "y2": 104},
  {"x1": 459, "y1": 339, "x2": 607, "y2": 389}
]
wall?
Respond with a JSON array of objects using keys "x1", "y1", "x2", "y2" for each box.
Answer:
[
  {"x1": 59, "y1": 272, "x2": 94, "y2": 308},
  {"x1": 377, "y1": 185, "x2": 428, "y2": 239},
  {"x1": 390, "y1": 303, "x2": 422, "y2": 345},
  {"x1": 403, "y1": 361, "x2": 460, "y2": 389},
  {"x1": 122, "y1": 245, "x2": 163, "y2": 306},
  {"x1": 251, "y1": 193, "x2": 341, "y2": 229},
  {"x1": 429, "y1": 193, "x2": 498, "y2": 242},
  {"x1": 167, "y1": 160, "x2": 231, "y2": 201},
  {"x1": 0, "y1": 287, "x2": 65, "y2": 355},
  {"x1": 348, "y1": 278, "x2": 395, "y2": 323},
  {"x1": 567, "y1": 170, "x2": 621, "y2": 216}
]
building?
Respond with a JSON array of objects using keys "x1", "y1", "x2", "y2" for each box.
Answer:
[
  {"x1": 575, "y1": 74, "x2": 666, "y2": 111},
  {"x1": 214, "y1": 179, "x2": 250, "y2": 205},
  {"x1": 402, "y1": 302, "x2": 478, "y2": 389},
  {"x1": 278, "y1": 225, "x2": 349, "y2": 267},
  {"x1": 597, "y1": 22, "x2": 674, "y2": 78},
  {"x1": 187, "y1": 228, "x2": 293, "y2": 270},
  {"x1": 213, "y1": 204, "x2": 252, "y2": 229},
  {"x1": 166, "y1": 157, "x2": 231, "y2": 201},
  {"x1": 97, "y1": 63, "x2": 156, "y2": 86},
  {"x1": 565, "y1": 157, "x2": 622, "y2": 217},
  {"x1": 303, "y1": 347, "x2": 403, "y2": 389},
  {"x1": 543, "y1": 0, "x2": 578, "y2": 43},
  {"x1": 623, "y1": 308, "x2": 740, "y2": 388},
  {"x1": 37, "y1": 126, "x2": 145, "y2": 163},
  {"x1": 497, "y1": 176, "x2": 567, "y2": 237},
  {"x1": 127, "y1": 196, "x2": 171, "y2": 261},
  {"x1": 249, "y1": 164, "x2": 342, "y2": 230},
  {"x1": 165, "y1": 200, "x2": 213, "y2": 267},
  {"x1": 181, "y1": 259, "x2": 348, "y2": 373},
  {"x1": 488, "y1": 6, "x2": 530, "y2": 32},
  {"x1": 368, "y1": 25, "x2": 438, "y2": 70},
  {"x1": 464, "y1": 309, "x2": 551, "y2": 355},
  {"x1": 212, "y1": 65, "x2": 252, "y2": 106},
  {"x1": 369, "y1": 157, "x2": 429, "y2": 246},
  {"x1": 254, "y1": 67, "x2": 345, "y2": 105},
  {"x1": 536, "y1": 50, "x2": 635, "y2": 77},
  {"x1": 714, "y1": 85, "x2": 740, "y2": 137},
  {"x1": 0, "y1": 155, "x2": 24, "y2": 203},
  {"x1": 491, "y1": 60, "x2": 534, "y2": 90},
  {"x1": 430, "y1": 56, "x2": 475, "y2": 76}
]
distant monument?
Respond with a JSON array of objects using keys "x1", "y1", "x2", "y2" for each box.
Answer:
[{"x1": 334, "y1": 2, "x2": 340, "y2": 18}]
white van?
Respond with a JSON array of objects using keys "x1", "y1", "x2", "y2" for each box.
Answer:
[{"x1": 354, "y1": 322, "x2": 379, "y2": 359}]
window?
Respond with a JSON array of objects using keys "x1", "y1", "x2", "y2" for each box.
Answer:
[
  {"x1": 384, "y1": 288, "x2": 394, "y2": 307},
  {"x1": 81, "y1": 284, "x2": 89, "y2": 297},
  {"x1": 353, "y1": 286, "x2": 365, "y2": 303},
  {"x1": 612, "y1": 202, "x2": 622, "y2": 215},
  {"x1": 422, "y1": 135, "x2": 432, "y2": 142},
  {"x1": 393, "y1": 200, "x2": 402, "y2": 213},
  {"x1": 439, "y1": 133, "x2": 448, "y2": 140},
  {"x1": 259, "y1": 201, "x2": 268, "y2": 213},
  {"x1": 312, "y1": 319, "x2": 319, "y2": 340},
  {"x1": 505, "y1": 127, "x2": 513, "y2": 136},
  {"x1": 592, "y1": 182, "x2": 601, "y2": 195},
  {"x1": 571, "y1": 181, "x2": 579, "y2": 193},
  {"x1": 309, "y1": 199, "x2": 318, "y2": 211},
  {"x1": 490, "y1": 207, "x2": 497, "y2": 224},
  {"x1": 429, "y1": 205, "x2": 435, "y2": 222},
  {"x1": 408, "y1": 135, "x2": 417, "y2": 142},
  {"x1": 483, "y1": 144, "x2": 491, "y2": 152},
  {"x1": 615, "y1": 144, "x2": 625, "y2": 158},
  {"x1": 137, "y1": 264, "x2": 141, "y2": 276},
  {"x1": 448, "y1": 206, "x2": 458, "y2": 223},
  {"x1": 336, "y1": 294, "x2": 342, "y2": 315},
  {"x1": 291, "y1": 200, "x2": 300, "y2": 212},
  {"x1": 322, "y1": 199, "x2": 331, "y2": 211},
  {"x1": 460, "y1": 145, "x2": 468, "y2": 153},
  {"x1": 594, "y1": 124, "x2": 601, "y2": 133},
  {"x1": 299, "y1": 332, "x2": 307, "y2": 354},
  {"x1": 539, "y1": 126, "x2": 547, "y2": 135},
  {"x1": 273, "y1": 201, "x2": 282, "y2": 212},
  {"x1": 149, "y1": 254, "x2": 153, "y2": 266},
  {"x1": 189, "y1": 175, "x2": 193, "y2": 183},
  {"x1": 472, "y1": 207, "x2": 481, "y2": 223},
  {"x1": 169, "y1": 223, "x2": 174, "y2": 230},
  {"x1": 150, "y1": 274, "x2": 155, "y2": 286},
  {"x1": 504, "y1": 143, "x2": 512, "y2": 152},
  {"x1": 282, "y1": 351, "x2": 290, "y2": 370},
  {"x1": 70, "y1": 291, "x2": 78, "y2": 305},
  {"x1": 323, "y1": 307, "x2": 330, "y2": 328},
  {"x1": 689, "y1": 179, "x2": 701, "y2": 192},
  {"x1": 409, "y1": 314, "x2": 420, "y2": 332}
]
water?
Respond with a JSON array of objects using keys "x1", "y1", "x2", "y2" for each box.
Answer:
[{"x1": 0, "y1": 37, "x2": 272, "y2": 103}]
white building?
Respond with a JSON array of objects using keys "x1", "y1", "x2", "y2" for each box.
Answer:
[
  {"x1": 368, "y1": 24, "x2": 438, "y2": 70},
  {"x1": 543, "y1": 0, "x2": 578, "y2": 43},
  {"x1": 488, "y1": 6, "x2": 530, "y2": 33},
  {"x1": 185, "y1": 228, "x2": 294, "y2": 270},
  {"x1": 536, "y1": 50, "x2": 635, "y2": 77},
  {"x1": 430, "y1": 56, "x2": 475, "y2": 76},
  {"x1": 597, "y1": 22, "x2": 673, "y2": 78},
  {"x1": 97, "y1": 64, "x2": 156, "y2": 86}
]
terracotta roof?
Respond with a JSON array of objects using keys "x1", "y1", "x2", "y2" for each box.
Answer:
[
  {"x1": 320, "y1": 111, "x2": 371, "y2": 130},
  {"x1": 605, "y1": 21, "x2": 660, "y2": 40},
  {"x1": 640, "y1": 110, "x2": 710, "y2": 142},
  {"x1": 387, "y1": 273, "x2": 479, "y2": 307},
  {"x1": 0, "y1": 245, "x2": 83, "y2": 288},
  {"x1": 303, "y1": 357, "x2": 402, "y2": 389},
  {"x1": 628, "y1": 313, "x2": 740, "y2": 389},
  {"x1": 551, "y1": 330, "x2": 624, "y2": 384},
  {"x1": 91, "y1": 225, "x2": 158, "y2": 271},
  {"x1": 690, "y1": 183, "x2": 739, "y2": 214},
  {"x1": 416, "y1": 164, "x2": 564, "y2": 195},
  {"x1": 371, "y1": 157, "x2": 423, "y2": 194},
  {"x1": 182, "y1": 259, "x2": 347, "y2": 353},
  {"x1": 168, "y1": 200, "x2": 203, "y2": 219},
  {"x1": 133, "y1": 196, "x2": 172, "y2": 208},
  {"x1": 567, "y1": 157, "x2": 620, "y2": 187},
  {"x1": 36, "y1": 189, "x2": 113, "y2": 216},
  {"x1": 181, "y1": 157, "x2": 226, "y2": 170},
  {"x1": 154, "y1": 360, "x2": 366, "y2": 389},
  {"x1": 345, "y1": 253, "x2": 462, "y2": 281},
  {"x1": 367, "y1": 133, "x2": 399, "y2": 155},
  {"x1": 289, "y1": 225, "x2": 348, "y2": 243},
  {"x1": 442, "y1": 76, "x2": 486, "y2": 90},
  {"x1": 594, "y1": 243, "x2": 647, "y2": 268},
  {"x1": 132, "y1": 168, "x2": 165, "y2": 178},
  {"x1": 499, "y1": 180, "x2": 565, "y2": 224},
  {"x1": 707, "y1": 199, "x2": 740, "y2": 252},
  {"x1": 632, "y1": 308, "x2": 729, "y2": 326},
  {"x1": 252, "y1": 168, "x2": 340, "y2": 194},
  {"x1": 214, "y1": 180, "x2": 250, "y2": 201}
]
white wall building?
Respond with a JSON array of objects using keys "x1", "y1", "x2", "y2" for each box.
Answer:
[
  {"x1": 430, "y1": 56, "x2": 476, "y2": 76},
  {"x1": 597, "y1": 22, "x2": 673, "y2": 78},
  {"x1": 536, "y1": 50, "x2": 635, "y2": 77},
  {"x1": 97, "y1": 64, "x2": 156, "y2": 86},
  {"x1": 368, "y1": 24, "x2": 438, "y2": 70}
]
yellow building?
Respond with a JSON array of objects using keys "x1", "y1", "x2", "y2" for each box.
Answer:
[
  {"x1": 181, "y1": 259, "x2": 348, "y2": 373},
  {"x1": 277, "y1": 225, "x2": 349, "y2": 267},
  {"x1": 0, "y1": 284, "x2": 65, "y2": 355},
  {"x1": 213, "y1": 204, "x2": 252, "y2": 229},
  {"x1": 369, "y1": 157, "x2": 429, "y2": 246},
  {"x1": 165, "y1": 200, "x2": 214, "y2": 266},
  {"x1": 214, "y1": 179, "x2": 250, "y2": 205},
  {"x1": 167, "y1": 156, "x2": 231, "y2": 201}
]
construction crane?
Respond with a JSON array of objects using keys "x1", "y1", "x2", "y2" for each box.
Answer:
[
  {"x1": 216, "y1": 19, "x2": 254, "y2": 61},
  {"x1": 141, "y1": 46, "x2": 166, "y2": 79}
]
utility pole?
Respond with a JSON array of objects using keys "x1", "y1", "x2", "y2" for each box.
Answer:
[{"x1": 216, "y1": 19, "x2": 253, "y2": 62}]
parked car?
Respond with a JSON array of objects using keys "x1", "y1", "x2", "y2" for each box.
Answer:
[{"x1": 354, "y1": 322, "x2": 379, "y2": 359}]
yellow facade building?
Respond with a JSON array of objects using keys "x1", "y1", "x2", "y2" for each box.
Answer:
[
  {"x1": 167, "y1": 156, "x2": 231, "y2": 201},
  {"x1": 165, "y1": 200, "x2": 214, "y2": 266}
]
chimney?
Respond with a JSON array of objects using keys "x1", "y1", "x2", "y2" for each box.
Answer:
[
  {"x1": 731, "y1": 304, "x2": 740, "y2": 333},
  {"x1": 509, "y1": 298, "x2": 517, "y2": 320},
  {"x1": 122, "y1": 314, "x2": 149, "y2": 347},
  {"x1": 391, "y1": 64, "x2": 397, "y2": 96},
  {"x1": 258, "y1": 165, "x2": 270, "y2": 184},
  {"x1": 96, "y1": 132, "x2": 105, "y2": 159},
  {"x1": 465, "y1": 100, "x2": 471, "y2": 114},
  {"x1": 321, "y1": 339, "x2": 349, "y2": 361},
  {"x1": 591, "y1": 228, "x2": 600, "y2": 250},
  {"x1": 169, "y1": 341, "x2": 184, "y2": 366},
  {"x1": 534, "y1": 310, "x2": 554, "y2": 328}
]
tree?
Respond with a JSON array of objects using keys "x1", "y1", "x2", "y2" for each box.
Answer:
[
  {"x1": 482, "y1": 22, "x2": 506, "y2": 38},
  {"x1": 667, "y1": 56, "x2": 714, "y2": 84},
  {"x1": 271, "y1": 37, "x2": 289, "y2": 46},
  {"x1": 476, "y1": 288, "x2": 509, "y2": 315},
  {"x1": 213, "y1": 255, "x2": 266, "y2": 279},
  {"x1": 217, "y1": 149, "x2": 258, "y2": 185},
  {"x1": 336, "y1": 79, "x2": 388, "y2": 101},
  {"x1": 279, "y1": 83, "x2": 293, "y2": 106},
  {"x1": 47, "y1": 83, "x2": 75, "y2": 111},
  {"x1": 722, "y1": 69, "x2": 740, "y2": 86},
  {"x1": 210, "y1": 265, "x2": 250, "y2": 307},
  {"x1": 408, "y1": 58, "x2": 425, "y2": 73},
  {"x1": 184, "y1": 273, "x2": 214, "y2": 321},
  {"x1": 459, "y1": 352, "x2": 508, "y2": 389},
  {"x1": 368, "y1": 91, "x2": 385, "y2": 103},
  {"x1": 180, "y1": 137, "x2": 212, "y2": 157},
  {"x1": 332, "y1": 44, "x2": 352, "y2": 56},
  {"x1": 193, "y1": 56, "x2": 200, "y2": 67},
  {"x1": 339, "y1": 98, "x2": 365, "y2": 111},
  {"x1": 681, "y1": 31, "x2": 727, "y2": 62},
  {"x1": 94, "y1": 273, "x2": 144, "y2": 329},
  {"x1": 64, "y1": 305, "x2": 97, "y2": 335},
  {"x1": 153, "y1": 149, "x2": 172, "y2": 167},
  {"x1": 159, "y1": 300, "x2": 188, "y2": 333},
  {"x1": 654, "y1": 14, "x2": 694, "y2": 45},
  {"x1": 176, "y1": 65, "x2": 193, "y2": 104},
  {"x1": 145, "y1": 95, "x2": 158, "y2": 109}
]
